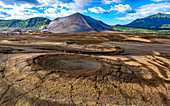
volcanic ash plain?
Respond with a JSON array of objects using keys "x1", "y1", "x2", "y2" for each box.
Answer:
[{"x1": 0, "y1": 33, "x2": 170, "y2": 105}]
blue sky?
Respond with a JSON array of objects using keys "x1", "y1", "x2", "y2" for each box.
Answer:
[{"x1": 0, "y1": 0, "x2": 169, "y2": 25}]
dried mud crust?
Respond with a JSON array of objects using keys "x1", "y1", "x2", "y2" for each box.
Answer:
[
  {"x1": 0, "y1": 39, "x2": 125, "y2": 55},
  {"x1": 0, "y1": 47, "x2": 14, "y2": 54},
  {"x1": 34, "y1": 54, "x2": 105, "y2": 76},
  {"x1": 1, "y1": 53, "x2": 170, "y2": 105},
  {"x1": 0, "y1": 47, "x2": 24, "y2": 54},
  {"x1": 64, "y1": 44, "x2": 125, "y2": 55}
]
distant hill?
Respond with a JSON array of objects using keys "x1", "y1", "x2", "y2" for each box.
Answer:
[
  {"x1": 0, "y1": 17, "x2": 51, "y2": 30},
  {"x1": 44, "y1": 13, "x2": 114, "y2": 33},
  {"x1": 125, "y1": 13, "x2": 170, "y2": 30}
]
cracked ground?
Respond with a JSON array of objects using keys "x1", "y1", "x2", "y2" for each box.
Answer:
[{"x1": 0, "y1": 33, "x2": 170, "y2": 105}]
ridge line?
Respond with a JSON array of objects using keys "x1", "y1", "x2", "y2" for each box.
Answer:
[{"x1": 79, "y1": 14, "x2": 97, "y2": 32}]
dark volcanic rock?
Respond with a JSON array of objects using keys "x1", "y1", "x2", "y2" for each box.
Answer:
[{"x1": 44, "y1": 13, "x2": 114, "y2": 33}]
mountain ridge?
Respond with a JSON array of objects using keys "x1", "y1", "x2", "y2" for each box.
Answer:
[
  {"x1": 0, "y1": 13, "x2": 169, "y2": 31},
  {"x1": 0, "y1": 17, "x2": 51, "y2": 30},
  {"x1": 124, "y1": 13, "x2": 170, "y2": 30}
]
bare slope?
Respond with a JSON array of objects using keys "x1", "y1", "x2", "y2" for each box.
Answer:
[{"x1": 44, "y1": 13, "x2": 113, "y2": 33}]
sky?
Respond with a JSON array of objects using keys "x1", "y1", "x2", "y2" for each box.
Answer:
[{"x1": 0, "y1": 0, "x2": 169, "y2": 25}]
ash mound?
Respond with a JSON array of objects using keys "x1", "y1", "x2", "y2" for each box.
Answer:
[
  {"x1": 35, "y1": 54, "x2": 104, "y2": 75},
  {"x1": 44, "y1": 13, "x2": 114, "y2": 33}
]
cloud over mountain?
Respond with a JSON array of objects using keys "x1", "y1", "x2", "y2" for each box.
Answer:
[
  {"x1": 110, "y1": 4, "x2": 134, "y2": 13},
  {"x1": 88, "y1": 7, "x2": 107, "y2": 14},
  {"x1": 117, "y1": 2, "x2": 170, "y2": 21}
]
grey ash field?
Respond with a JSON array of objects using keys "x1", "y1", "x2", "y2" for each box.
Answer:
[{"x1": 0, "y1": 32, "x2": 170, "y2": 105}]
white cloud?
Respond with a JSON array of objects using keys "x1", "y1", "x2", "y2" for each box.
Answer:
[
  {"x1": 117, "y1": 2, "x2": 170, "y2": 21},
  {"x1": 74, "y1": 0, "x2": 93, "y2": 7},
  {"x1": 37, "y1": 0, "x2": 68, "y2": 6},
  {"x1": 88, "y1": 4, "x2": 133, "y2": 14},
  {"x1": 44, "y1": 8, "x2": 56, "y2": 14},
  {"x1": 103, "y1": 0, "x2": 140, "y2": 4},
  {"x1": 88, "y1": 7, "x2": 106, "y2": 14},
  {"x1": 0, "y1": 0, "x2": 89, "y2": 20},
  {"x1": 110, "y1": 4, "x2": 132, "y2": 13},
  {"x1": 104, "y1": 0, "x2": 123, "y2": 4},
  {"x1": 37, "y1": 0, "x2": 93, "y2": 7},
  {"x1": 0, "y1": 3, "x2": 39, "y2": 19},
  {"x1": 37, "y1": 0, "x2": 55, "y2": 5}
]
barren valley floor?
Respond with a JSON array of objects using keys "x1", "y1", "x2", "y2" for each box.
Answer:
[{"x1": 0, "y1": 33, "x2": 170, "y2": 105}]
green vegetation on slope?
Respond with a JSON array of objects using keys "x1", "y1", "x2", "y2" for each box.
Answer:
[
  {"x1": 0, "y1": 17, "x2": 51, "y2": 30},
  {"x1": 125, "y1": 13, "x2": 170, "y2": 29},
  {"x1": 113, "y1": 26, "x2": 170, "y2": 35}
]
